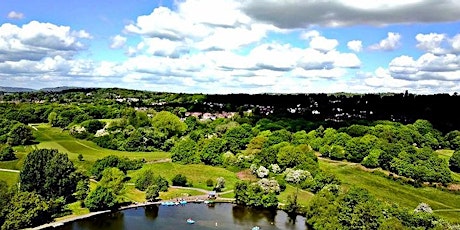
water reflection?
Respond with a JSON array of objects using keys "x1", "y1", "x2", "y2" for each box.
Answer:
[{"x1": 57, "y1": 203, "x2": 308, "y2": 230}]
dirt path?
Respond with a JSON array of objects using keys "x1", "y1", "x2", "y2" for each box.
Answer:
[{"x1": 0, "y1": 168, "x2": 19, "y2": 173}]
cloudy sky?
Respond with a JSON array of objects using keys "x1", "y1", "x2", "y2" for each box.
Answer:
[{"x1": 1, "y1": 0, "x2": 460, "y2": 94}]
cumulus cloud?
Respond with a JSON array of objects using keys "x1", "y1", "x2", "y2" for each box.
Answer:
[
  {"x1": 0, "y1": 21, "x2": 91, "y2": 62},
  {"x1": 369, "y1": 32, "x2": 401, "y2": 51},
  {"x1": 7, "y1": 11, "x2": 24, "y2": 19},
  {"x1": 241, "y1": 0, "x2": 460, "y2": 28},
  {"x1": 386, "y1": 32, "x2": 460, "y2": 85},
  {"x1": 415, "y1": 33, "x2": 446, "y2": 54},
  {"x1": 347, "y1": 40, "x2": 362, "y2": 52},
  {"x1": 110, "y1": 35, "x2": 127, "y2": 49}
]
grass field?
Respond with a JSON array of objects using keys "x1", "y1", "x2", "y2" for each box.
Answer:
[
  {"x1": 278, "y1": 184, "x2": 314, "y2": 208},
  {"x1": 128, "y1": 162, "x2": 239, "y2": 191},
  {"x1": 32, "y1": 124, "x2": 170, "y2": 171},
  {"x1": 0, "y1": 171, "x2": 19, "y2": 186},
  {"x1": 320, "y1": 159, "x2": 460, "y2": 223}
]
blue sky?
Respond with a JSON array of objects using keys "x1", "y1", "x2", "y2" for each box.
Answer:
[{"x1": 1, "y1": 0, "x2": 460, "y2": 94}]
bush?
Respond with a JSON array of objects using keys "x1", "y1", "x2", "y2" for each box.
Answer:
[
  {"x1": 0, "y1": 145, "x2": 16, "y2": 161},
  {"x1": 171, "y1": 174, "x2": 188, "y2": 187},
  {"x1": 206, "y1": 179, "x2": 214, "y2": 187}
]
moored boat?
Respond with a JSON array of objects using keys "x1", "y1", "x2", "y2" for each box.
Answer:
[{"x1": 187, "y1": 218, "x2": 195, "y2": 224}]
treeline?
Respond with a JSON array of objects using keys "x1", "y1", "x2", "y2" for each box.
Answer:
[{"x1": 2, "y1": 88, "x2": 460, "y2": 132}]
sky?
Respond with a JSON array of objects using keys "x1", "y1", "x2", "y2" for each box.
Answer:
[{"x1": 1, "y1": 0, "x2": 460, "y2": 94}]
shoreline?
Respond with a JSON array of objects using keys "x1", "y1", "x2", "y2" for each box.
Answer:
[{"x1": 26, "y1": 198, "x2": 234, "y2": 230}]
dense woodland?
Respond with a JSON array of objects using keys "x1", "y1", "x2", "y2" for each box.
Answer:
[{"x1": 1, "y1": 88, "x2": 460, "y2": 229}]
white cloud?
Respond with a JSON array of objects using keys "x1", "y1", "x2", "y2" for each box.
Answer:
[
  {"x1": 0, "y1": 21, "x2": 91, "y2": 62},
  {"x1": 389, "y1": 53, "x2": 460, "y2": 81},
  {"x1": 415, "y1": 33, "x2": 446, "y2": 54},
  {"x1": 110, "y1": 35, "x2": 127, "y2": 49},
  {"x1": 369, "y1": 32, "x2": 401, "y2": 51},
  {"x1": 241, "y1": 0, "x2": 460, "y2": 28},
  {"x1": 7, "y1": 11, "x2": 24, "y2": 19},
  {"x1": 309, "y1": 36, "x2": 339, "y2": 52},
  {"x1": 347, "y1": 40, "x2": 362, "y2": 52}
]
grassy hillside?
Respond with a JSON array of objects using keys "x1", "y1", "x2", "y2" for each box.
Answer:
[
  {"x1": 320, "y1": 160, "x2": 460, "y2": 223},
  {"x1": 32, "y1": 124, "x2": 170, "y2": 171},
  {"x1": 128, "y1": 162, "x2": 239, "y2": 191}
]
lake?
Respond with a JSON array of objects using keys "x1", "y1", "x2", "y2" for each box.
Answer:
[{"x1": 56, "y1": 203, "x2": 309, "y2": 230}]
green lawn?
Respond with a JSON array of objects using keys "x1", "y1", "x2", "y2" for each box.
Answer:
[
  {"x1": 32, "y1": 124, "x2": 170, "y2": 171},
  {"x1": 128, "y1": 162, "x2": 239, "y2": 191},
  {"x1": 320, "y1": 160, "x2": 460, "y2": 223},
  {"x1": 278, "y1": 184, "x2": 314, "y2": 208},
  {"x1": 0, "y1": 171, "x2": 19, "y2": 187}
]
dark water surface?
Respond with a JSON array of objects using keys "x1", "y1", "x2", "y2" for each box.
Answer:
[{"x1": 57, "y1": 203, "x2": 308, "y2": 230}]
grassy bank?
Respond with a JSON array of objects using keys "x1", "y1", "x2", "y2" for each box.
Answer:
[{"x1": 320, "y1": 160, "x2": 460, "y2": 223}]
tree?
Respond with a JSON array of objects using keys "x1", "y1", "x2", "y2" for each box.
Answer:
[
  {"x1": 75, "y1": 178, "x2": 90, "y2": 201},
  {"x1": 1, "y1": 192, "x2": 52, "y2": 230},
  {"x1": 43, "y1": 152, "x2": 79, "y2": 200},
  {"x1": 171, "y1": 174, "x2": 188, "y2": 187},
  {"x1": 151, "y1": 111, "x2": 186, "y2": 138},
  {"x1": 215, "y1": 177, "x2": 225, "y2": 192},
  {"x1": 170, "y1": 138, "x2": 198, "y2": 164},
  {"x1": 135, "y1": 169, "x2": 169, "y2": 192},
  {"x1": 7, "y1": 123, "x2": 34, "y2": 146},
  {"x1": 449, "y1": 150, "x2": 460, "y2": 172},
  {"x1": 0, "y1": 180, "x2": 11, "y2": 227},
  {"x1": 99, "y1": 167, "x2": 126, "y2": 195},
  {"x1": 223, "y1": 125, "x2": 252, "y2": 153},
  {"x1": 0, "y1": 145, "x2": 15, "y2": 161},
  {"x1": 145, "y1": 185, "x2": 160, "y2": 202},
  {"x1": 200, "y1": 137, "x2": 226, "y2": 165},
  {"x1": 84, "y1": 186, "x2": 117, "y2": 211},
  {"x1": 20, "y1": 149, "x2": 78, "y2": 200},
  {"x1": 81, "y1": 119, "x2": 106, "y2": 134}
]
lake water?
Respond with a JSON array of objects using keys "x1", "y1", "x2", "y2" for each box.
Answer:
[{"x1": 56, "y1": 203, "x2": 309, "y2": 230}]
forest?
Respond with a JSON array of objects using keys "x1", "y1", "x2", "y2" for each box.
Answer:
[{"x1": 0, "y1": 87, "x2": 460, "y2": 229}]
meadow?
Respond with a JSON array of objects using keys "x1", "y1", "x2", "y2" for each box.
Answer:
[{"x1": 319, "y1": 159, "x2": 460, "y2": 223}]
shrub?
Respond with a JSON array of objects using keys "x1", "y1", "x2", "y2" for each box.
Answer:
[
  {"x1": 206, "y1": 179, "x2": 214, "y2": 187},
  {"x1": 172, "y1": 174, "x2": 188, "y2": 187}
]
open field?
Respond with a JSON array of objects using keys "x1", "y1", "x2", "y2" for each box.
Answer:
[
  {"x1": 128, "y1": 162, "x2": 239, "y2": 191},
  {"x1": 278, "y1": 184, "x2": 314, "y2": 208},
  {"x1": 32, "y1": 124, "x2": 170, "y2": 171},
  {"x1": 320, "y1": 159, "x2": 460, "y2": 223}
]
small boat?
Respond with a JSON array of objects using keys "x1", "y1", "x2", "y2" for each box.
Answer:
[
  {"x1": 180, "y1": 200, "x2": 187, "y2": 205},
  {"x1": 251, "y1": 226, "x2": 260, "y2": 230},
  {"x1": 187, "y1": 218, "x2": 195, "y2": 224}
]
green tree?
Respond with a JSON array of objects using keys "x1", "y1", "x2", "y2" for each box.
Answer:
[
  {"x1": 145, "y1": 185, "x2": 160, "y2": 202},
  {"x1": 81, "y1": 119, "x2": 106, "y2": 134},
  {"x1": 172, "y1": 174, "x2": 188, "y2": 186},
  {"x1": 0, "y1": 145, "x2": 15, "y2": 161},
  {"x1": 200, "y1": 137, "x2": 226, "y2": 165},
  {"x1": 44, "y1": 152, "x2": 79, "y2": 200},
  {"x1": 151, "y1": 111, "x2": 186, "y2": 138},
  {"x1": 84, "y1": 186, "x2": 117, "y2": 211},
  {"x1": 223, "y1": 125, "x2": 252, "y2": 153},
  {"x1": 0, "y1": 180, "x2": 12, "y2": 227},
  {"x1": 170, "y1": 138, "x2": 198, "y2": 164},
  {"x1": 99, "y1": 167, "x2": 126, "y2": 194},
  {"x1": 7, "y1": 123, "x2": 34, "y2": 146},
  {"x1": 449, "y1": 150, "x2": 460, "y2": 172},
  {"x1": 75, "y1": 178, "x2": 90, "y2": 201},
  {"x1": 361, "y1": 149, "x2": 382, "y2": 168},
  {"x1": 1, "y1": 192, "x2": 52, "y2": 230}
]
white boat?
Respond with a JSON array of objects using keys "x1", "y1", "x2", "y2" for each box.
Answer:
[
  {"x1": 252, "y1": 226, "x2": 260, "y2": 230},
  {"x1": 187, "y1": 218, "x2": 195, "y2": 224}
]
